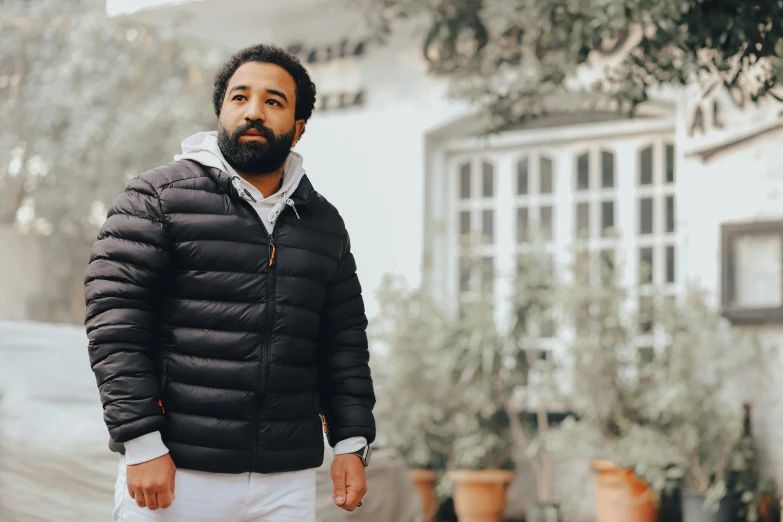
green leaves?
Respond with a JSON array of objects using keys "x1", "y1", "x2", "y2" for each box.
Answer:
[
  {"x1": 354, "y1": 0, "x2": 783, "y2": 129},
  {"x1": 0, "y1": 0, "x2": 217, "y2": 235},
  {"x1": 0, "y1": 0, "x2": 219, "y2": 320}
]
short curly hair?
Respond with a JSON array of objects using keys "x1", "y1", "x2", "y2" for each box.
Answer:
[{"x1": 212, "y1": 44, "x2": 317, "y2": 126}]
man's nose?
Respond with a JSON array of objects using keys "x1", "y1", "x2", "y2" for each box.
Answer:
[{"x1": 243, "y1": 99, "x2": 266, "y2": 123}]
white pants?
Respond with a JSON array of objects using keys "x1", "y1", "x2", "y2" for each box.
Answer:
[{"x1": 112, "y1": 455, "x2": 316, "y2": 521}]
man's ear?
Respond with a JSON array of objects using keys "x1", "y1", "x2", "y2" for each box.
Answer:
[{"x1": 293, "y1": 120, "x2": 306, "y2": 147}]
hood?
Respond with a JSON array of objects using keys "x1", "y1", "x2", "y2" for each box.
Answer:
[{"x1": 173, "y1": 131, "x2": 307, "y2": 203}]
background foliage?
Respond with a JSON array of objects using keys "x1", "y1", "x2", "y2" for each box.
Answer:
[{"x1": 354, "y1": 0, "x2": 783, "y2": 128}]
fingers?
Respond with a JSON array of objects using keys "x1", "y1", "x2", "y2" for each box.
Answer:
[
  {"x1": 126, "y1": 456, "x2": 177, "y2": 511},
  {"x1": 332, "y1": 468, "x2": 347, "y2": 507},
  {"x1": 144, "y1": 490, "x2": 160, "y2": 510},
  {"x1": 128, "y1": 484, "x2": 174, "y2": 510},
  {"x1": 157, "y1": 487, "x2": 175, "y2": 509},
  {"x1": 129, "y1": 485, "x2": 145, "y2": 509},
  {"x1": 342, "y1": 485, "x2": 368, "y2": 512},
  {"x1": 331, "y1": 457, "x2": 367, "y2": 512}
]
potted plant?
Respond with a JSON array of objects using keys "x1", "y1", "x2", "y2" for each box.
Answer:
[
  {"x1": 546, "y1": 251, "x2": 767, "y2": 522},
  {"x1": 438, "y1": 293, "x2": 517, "y2": 522},
  {"x1": 438, "y1": 251, "x2": 565, "y2": 522},
  {"x1": 507, "y1": 253, "x2": 564, "y2": 522},
  {"x1": 371, "y1": 275, "x2": 452, "y2": 522},
  {"x1": 371, "y1": 266, "x2": 535, "y2": 522}
]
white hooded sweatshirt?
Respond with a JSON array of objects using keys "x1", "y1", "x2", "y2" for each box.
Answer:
[
  {"x1": 174, "y1": 131, "x2": 306, "y2": 235},
  {"x1": 121, "y1": 131, "x2": 366, "y2": 466}
]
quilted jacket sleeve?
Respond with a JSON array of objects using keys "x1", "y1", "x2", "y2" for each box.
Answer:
[
  {"x1": 84, "y1": 177, "x2": 171, "y2": 445},
  {"x1": 318, "y1": 230, "x2": 377, "y2": 447}
]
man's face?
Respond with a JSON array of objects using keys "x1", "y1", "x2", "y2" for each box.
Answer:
[{"x1": 218, "y1": 61, "x2": 305, "y2": 176}]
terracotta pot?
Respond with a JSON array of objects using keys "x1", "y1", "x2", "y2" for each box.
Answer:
[
  {"x1": 591, "y1": 460, "x2": 658, "y2": 522},
  {"x1": 447, "y1": 469, "x2": 515, "y2": 522},
  {"x1": 409, "y1": 469, "x2": 438, "y2": 522}
]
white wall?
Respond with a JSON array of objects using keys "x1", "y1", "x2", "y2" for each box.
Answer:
[
  {"x1": 292, "y1": 23, "x2": 470, "y2": 318},
  {"x1": 677, "y1": 86, "x2": 783, "y2": 484}
]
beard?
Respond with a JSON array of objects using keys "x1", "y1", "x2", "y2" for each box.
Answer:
[{"x1": 218, "y1": 120, "x2": 296, "y2": 176}]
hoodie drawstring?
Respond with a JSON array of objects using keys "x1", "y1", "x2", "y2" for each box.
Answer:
[
  {"x1": 231, "y1": 176, "x2": 257, "y2": 203},
  {"x1": 269, "y1": 192, "x2": 300, "y2": 227}
]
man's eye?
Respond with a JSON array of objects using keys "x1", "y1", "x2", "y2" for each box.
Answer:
[
  {"x1": 267, "y1": 99, "x2": 281, "y2": 106},
  {"x1": 233, "y1": 95, "x2": 246, "y2": 101}
]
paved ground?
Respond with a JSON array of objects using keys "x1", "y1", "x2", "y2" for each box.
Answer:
[{"x1": 0, "y1": 321, "x2": 422, "y2": 522}]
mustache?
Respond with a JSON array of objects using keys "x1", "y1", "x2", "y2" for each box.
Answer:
[{"x1": 232, "y1": 121, "x2": 275, "y2": 142}]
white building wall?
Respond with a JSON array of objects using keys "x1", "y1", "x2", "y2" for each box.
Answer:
[
  {"x1": 677, "y1": 87, "x2": 783, "y2": 486},
  {"x1": 293, "y1": 31, "x2": 470, "y2": 318}
]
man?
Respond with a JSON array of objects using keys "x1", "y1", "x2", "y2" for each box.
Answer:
[{"x1": 84, "y1": 43, "x2": 375, "y2": 521}]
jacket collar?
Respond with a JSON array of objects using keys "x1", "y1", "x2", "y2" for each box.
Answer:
[{"x1": 188, "y1": 159, "x2": 316, "y2": 206}]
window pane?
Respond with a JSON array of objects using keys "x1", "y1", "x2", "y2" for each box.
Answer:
[
  {"x1": 540, "y1": 157, "x2": 554, "y2": 194},
  {"x1": 666, "y1": 144, "x2": 675, "y2": 183},
  {"x1": 639, "y1": 295, "x2": 654, "y2": 333},
  {"x1": 460, "y1": 257, "x2": 471, "y2": 292},
  {"x1": 639, "y1": 247, "x2": 653, "y2": 284},
  {"x1": 481, "y1": 257, "x2": 494, "y2": 293},
  {"x1": 601, "y1": 151, "x2": 614, "y2": 188},
  {"x1": 640, "y1": 198, "x2": 653, "y2": 235},
  {"x1": 601, "y1": 201, "x2": 614, "y2": 236},
  {"x1": 460, "y1": 211, "x2": 471, "y2": 237},
  {"x1": 666, "y1": 196, "x2": 675, "y2": 233},
  {"x1": 541, "y1": 206, "x2": 553, "y2": 241},
  {"x1": 734, "y1": 234, "x2": 783, "y2": 308},
  {"x1": 482, "y1": 162, "x2": 494, "y2": 197},
  {"x1": 640, "y1": 146, "x2": 653, "y2": 185},
  {"x1": 460, "y1": 163, "x2": 471, "y2": 199},
  {"x1": 517, "y1": 207, "x2": 529, "y2": 243},
  {"x1": 517, "y1": 158, "x2": 529, "y2": 195},
  {"x1": 576, "y1": 153, "x2": 589, "y2": 190},
  {"x1": 482, "y1": 209, "x2": 494, "y2": 244},
  {"x1": 576, "y1": 202, "x2": 590, "y2": 238},
  {"x1": 666, "y1": 245, "x2": 675, "y2": 283}
]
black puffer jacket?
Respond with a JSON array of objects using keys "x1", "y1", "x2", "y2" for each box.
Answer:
[{"x1": 84, "y1": 159, "x2": 375, "y2": 474}]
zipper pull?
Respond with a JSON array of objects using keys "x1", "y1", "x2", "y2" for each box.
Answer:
[
  {"x1": 231, "y1": 176, "x2": 257, "y2": 203},
  {"x1": 268, "y1": 236, "x2": 276, "y2": 268}
]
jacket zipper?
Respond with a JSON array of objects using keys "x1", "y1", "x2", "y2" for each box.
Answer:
[
  {"x1": 158, "y1": 358, "x2": 169, "y2": 415},
  {"x1": 313, "y1": 397, "x2": 327, "y2": 438},
  {"x1": 230, "y1": 195, "x2": 268, "y2": 470},
  {"x1": 231, "y1": 189, "x2": 291, "y2": 471},
  {"x1": 262, "y1": 224, "x2": 279, "y2": 401}
]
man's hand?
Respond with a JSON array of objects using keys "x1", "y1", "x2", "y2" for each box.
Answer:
[
  {"x1": 127, "y1": 453, "x2": 177, "y2": 510},
  {"x1": 331, "y1": 454, "x2": 367, "y2": 512}
]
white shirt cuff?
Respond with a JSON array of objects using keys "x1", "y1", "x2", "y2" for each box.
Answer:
[
  {"x1": 333, "y1": 436, "x2": 368, "y2": 456},
  {"x1": 123, "y1": 431, "x2": 169, "y2": 465}
]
